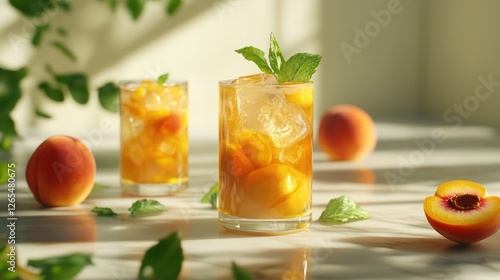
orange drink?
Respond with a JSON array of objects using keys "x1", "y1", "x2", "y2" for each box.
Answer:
[
  {"x1": 219, "y1": 73, "x2": 313, "y2": 233},
  {"x1": 119, "y1": 80, "x2": 188, "y2": 196}
]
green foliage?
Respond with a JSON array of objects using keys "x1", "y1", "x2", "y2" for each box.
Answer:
[
  {"x1": 166, "y1": 0, "x2": 182, "y2": 15},
  {"x1": 139, "y1": 232, "x2": 183, "y2": 280},
  {"x1": 32, "y1": 24, "x2": 50, "y2": 47},
  {"x1": 0, "y1": 0, "x2": 184, "y2": 152},
  {"x1": 0, "y1": 67, "x2": 26, "y2": 150},
  {"x1": 126, "y1": 0, "x2": 145, "y2": 20},
  {"x1": 28, "y1": 253, "x2": 93, "y2": 280},
  {"x1": 98, "y1": 82, "x2": 120, "y2": 113},
  {"x1": 319, "y1": 195, "x2": 371, "y2": 224},
  {"x1": 129, "y1": 199, "x2": 168, "y2": 216},
  {"x1": 91, "y1": 206, "x2": 118, "y2": 217},
  {"x1": 232, "y1": 262, "x2": 254, "y2": 280},
  {"x1": 201, "y1": 183, "x2": 219, "y2": 208}
]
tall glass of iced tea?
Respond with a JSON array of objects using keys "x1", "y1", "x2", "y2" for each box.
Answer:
[
  {"x1": 119, "y1": 80, "x2": 188, "y2": 196},
  {"x1": 219, "y1": 73, "x2": 313, "y2": 233}
]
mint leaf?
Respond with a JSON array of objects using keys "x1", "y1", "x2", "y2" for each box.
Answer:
[
  {"x1": 236, "y1": 33, "x2": 321, "y2": 84},
  {"x1": 319, "y1": 195, "x2": 371, "y2": 224},
  {"x1": 235, "y1": 47, "x2": 273, "y2": 74},
  {"x1": 276, "y1": 53, "x2": 322, "y2": 84},
  {"x1": 157, "y1": 73, "x2": 169, "y2": 84},
  {"x1": 98, "y1": 82, "x2": 119, "y2": 113},
  {"x1": 268, "y1": 33, "x2": 285, "y2": 75},
  {"x1": 139, "y1": 231, "x2": 183, "y2": 280},
  {"x1": 201, "y1": 183, "x2": 219, "y2": 208},
  {"x1": 91, "y1": 206, "x2": 118, "y2": 217},
  {"x1": 129, "y1": 199, "x2": 168, "y2": 216},
  {"x1": 27, "y1": 253, "x2": 92, "y2": 280},
  {"x1": 232, "y1": 262, "x2": 253, "y2": 280}
]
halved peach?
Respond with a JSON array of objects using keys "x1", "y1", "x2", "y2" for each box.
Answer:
[{"x1": 423, "y1": 180, "x2": 500, "y2": 244}]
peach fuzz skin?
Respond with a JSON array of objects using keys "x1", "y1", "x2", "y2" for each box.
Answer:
[
  {"x1": 26, "y1": 135, "x2": 96, "y2": 207},
  {"x1": 423, "y1": 180, "x2": 500, "y2": 244},
  {"x1": 318, "y1": 104, "x2": 376, "y2": 161}
]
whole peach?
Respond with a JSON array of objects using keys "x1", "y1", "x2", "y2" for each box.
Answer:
[
  {"x1": 318, "y1": 104, "x2": 376, "y2": 161},
  {"x1": 26, "y1": 135, "x2": 96, "y2": 207}
]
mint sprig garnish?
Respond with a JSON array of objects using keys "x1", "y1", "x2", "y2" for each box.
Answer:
[
  {"x1": 235, "y1": 33, "x2": 322, "y2": 84},
  {"x1": 157, "y1": 73, "x2": 169, "y2": 84},
  {"x1": 319, "y1": 195, "x2": 371, "y2": 224}
]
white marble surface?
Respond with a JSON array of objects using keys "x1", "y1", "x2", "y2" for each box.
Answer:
[{"x1": 2, "y1": 122, "x2": 500, "y2": 279}]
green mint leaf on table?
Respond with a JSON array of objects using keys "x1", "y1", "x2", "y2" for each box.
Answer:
[
  {"x1": 129, "y1": 199, "x2": 168, "y2": 216},
  {"x1": 201, "y1": 183, "x2": 219, "y2": 208},
  {"x1": 157, "y1": 73, "x2": 169, "y2": 84},
  {"x1": 98, "y1": 82, "x2": 119, "y2": 113},
  {"x1": 39, "y1": 81, "x2": 65, "y2": 102},
  {"x1": 166, "y1": 0, "x2": 182, "y2": 16},
  {"x1": 235, "y1": 47, "x2": 273, "y2": 74},
  {"x1": 51, "y1": 41, "x2": 77, "y2": 62},
  {"x1": 319, "y1": 195, "x2": 371, "y2": 224},
  {"x1": 139, "y1": 231, "x2": 183, "y2": 280},
  {"x1": 27, "y1": 253, "x2": 92, "y2": 280},
  {"x1": 232, "y1": 262, "x2": 253, "y2": 280},
  {"x1": 91, "y1": 206, "x2": 118, "y2": 217},
  {"x1": 235, "y1": 32, "x2": 322, "y2": 84}
]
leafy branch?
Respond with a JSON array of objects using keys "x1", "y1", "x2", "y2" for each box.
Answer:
[{"x1": 0, "y1": 0, "x2": 183, "y2": 151}]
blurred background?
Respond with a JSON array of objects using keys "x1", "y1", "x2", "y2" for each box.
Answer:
[{"x1": 1, "y1": 0, "x2": 500, "y2": 152}]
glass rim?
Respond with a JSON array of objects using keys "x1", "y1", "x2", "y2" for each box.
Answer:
[
  {"x1": 218, "y1": 79, "x2": 313, "y2": 88},
  {"x1": 118, "y1": 79, "x2": 188, "y2": 88}
]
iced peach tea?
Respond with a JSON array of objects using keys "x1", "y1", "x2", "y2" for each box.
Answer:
[
  {"x1": 120, "y1": 80, "x2": 188, "y2": 196},
  {"x1": 219, "y1": 74, "x2": 313, "y2": 233}
]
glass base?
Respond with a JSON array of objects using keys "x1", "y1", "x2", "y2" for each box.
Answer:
[
  {"x1": 121, "y1": 180, "x2": 188, "y2": 196},
  {"x1": 219, "y1": 212, "x2": 311, "y2": 234}
]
